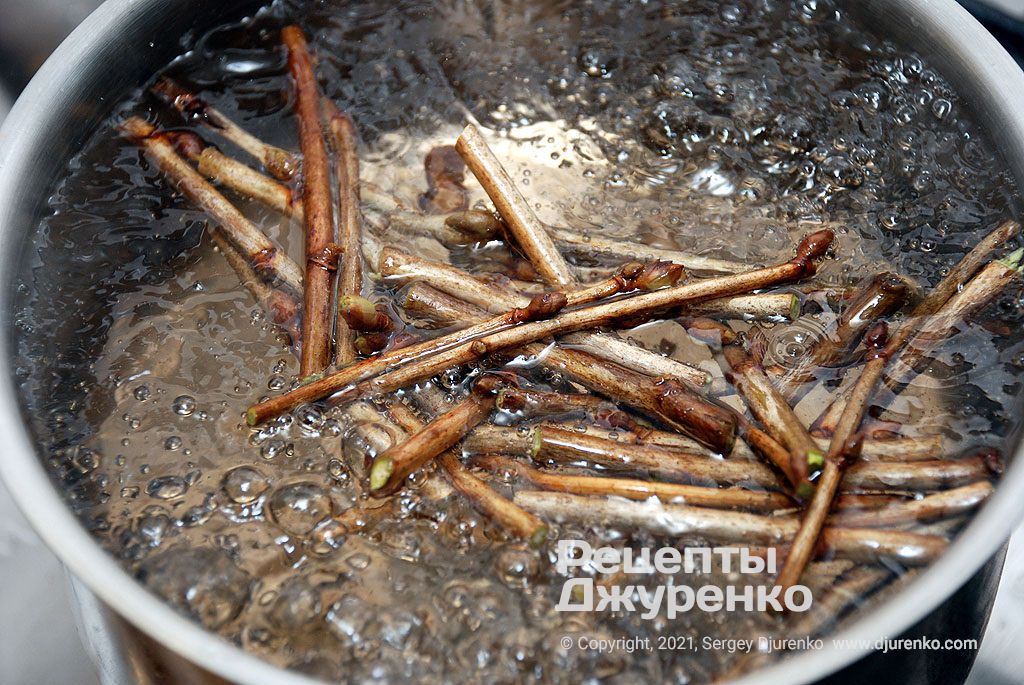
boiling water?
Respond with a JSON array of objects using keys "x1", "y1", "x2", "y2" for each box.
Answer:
[{"x1": 10, "y1": 0, "x2": 1024, "y2": 682}]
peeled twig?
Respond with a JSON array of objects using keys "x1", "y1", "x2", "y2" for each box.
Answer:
[
  {"x1": 324, "y1": 103, "x2": 364, "y2": 367},
  {"x1": 163, "y1": 130, "x2": 301, "y2": 220},
  {"x1": 369, "y1": 377, "x2": 500, "y2": 495},
  {"x1": 152, "y1": 76, "x2": 298, "y2": 180},
  {"x1": 119, "y1": 117, "x2": 303, "y2": 292},
  {"x1": 283, "y1": 26, "x2": 339, "y2": 377},
  {"x1": 723, "y1": 345, "x2": 822, "y2": 494},
  {"x1": 209, "y1": 228, "x2": 301, "y2": 343},
  {"x1": 475, "y1": 455, "x2": 792, "y2": 512},
  {"x1": 814, "y1": 219, "x2": 1020, "y2": 432},
  {"x1": 386, "y1": 401, "x2": 547, "y2": 544},
  {"x1": 828, "y1": 481, "x2": 993, "y2": 527},
  {"x1": 514, "y1": 492, "x2": 947, "y2": 566},
  {"x1": 456, "y1": 124, "x2": 575, "y2": 287}
]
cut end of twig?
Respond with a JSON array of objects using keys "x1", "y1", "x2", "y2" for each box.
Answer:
[
  {"x1": 807, "y1": 449, "x2": 825, "y2": 474},
  {"x1": 530, "y1": 429, "x2": 543, "y2": 458},
  {"x1": 788, "y1": 294, "x2": 802, "y2": 321},
  {"x1": 369, "y1": 456, "x2": 395, "y2": 491},
  {"x1": 245, "y1": 407, "x2": 259, "y2": 427},
  {"x1": 118, "y1": 116, "x2": 155, "y2": 140},
  {"x1": 530, "y1": 525, "x2": 550, "y2": 548},
  {"x1": 999, "y1": 247, "x2": 1024, "y2": 270},
  {"x1": 340, "y1": 295, "x2": 390, "y2": 331}
]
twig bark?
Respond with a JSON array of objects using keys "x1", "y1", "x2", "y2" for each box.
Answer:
[
  {"x1": 324, "y1": 102, "x2": 364, "y2": 367},
  {"x1": 152, "y1": 76, "x2": 298, "y2": 180},
  {"x1": 283, "y1": 25, "x2": 339, "y2": 377},
  {"x1": 164, "y1": 131, "x2": 301, "y2": 220},
  {"x1": 474, "y1": 455, "x2": 792, "y2": 512},
  {"x1": 514, "y1": 491, "x2": 947, "y2": 565},
  {"x1": 369, "y1": 377, "x2": 499, "y2": 496},
  {"x1": 119, "y1": 117, "x2": 303, "y2": 292},
  {"x1": 456, "y1": 124, "x2": 575, "y2": 287},
  {"x1": 828, "y1": 481, "x2": 992, "y2": 527},
  {"x1": 209, "y1": 228, "x2": 301, "y2": 343},
  {"x1": 386, "y1": 401, "x2": 547, "y2": 544},
  {"x1": 723, "y1": 344, "x2": 822, "y2": 495}
]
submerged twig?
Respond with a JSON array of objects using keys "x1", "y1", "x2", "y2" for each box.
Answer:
[
  {"x1": 152, "y1": 76, "x2": 298, "y2": 180},
  {"x1": 325, "y1": 103, "x2": 364, "y2": 367},
  {"x1": 456, "y1": 124, "x2": 575, "y2": 287},
  {"x1": 119, "y1": 117, "x2": 303, "y2": 292},
  {"x1": 514, "y1": 492, "x2": 947, "y2": 565},
  {"x1": 369, "y1": 376, "x2": 501, "y2": 495},
  {"x1": 828, "y1": 481, "x2": 993, "y2": 527},
  {"x1": 475, "y1": 456, "x2": 792, "y2": 512},
  {"x1": 209, "y1": 228, "x2": 301, "y2": 343},
  {"x1": 164, "y1": 130, "x2": 301, "y2": 220},
  {"x1": 284, "y1": 25, "x2": 339, "y2": 377},
  {"x1": 385, "y1": 401, "x2": 547, "y2": 544}
]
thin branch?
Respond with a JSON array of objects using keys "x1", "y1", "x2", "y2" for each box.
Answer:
[
  {"x1": 208, "y1": 228, "x2": 301, "y2": 343},
  {"x1": 723, "y1": 344, "x2": 822, "y2": 495},
  {"x1": 386, "y1": 401, "x2": 547, "y2": 544},
  {"x1": 248, "y1": 231, "x2": 831, "y2": 428},
  {"x1": 842, "y1": 448, "x2": 1001, "y2": 492},
  {"x1": 324, "y1": 102, "x2": 364, "y2": 367},
  {"x1": 283, "y1": 25, "x2": 338, "y2": 377},
  {"x1": 369, "y1": 377, "x2": 500, "y2": 495},
  {"x1": 152, "y1": 76, "x2": 298, "y2": 180},
  {"x1": 814, "y1": 219, "x2": 1021, "y2": 432},
  {"x1": 828, "y1": 481, "x2": 993, "y2": 527},
  {"x1": 475, "y1": 455, "x2": 792, "y2": 512},
  {"x1": 688, "y1": 293, "x2": 801, "y2": 321},
  {"x1": 456, "y1": 124, "x2": 575, "y2": 286},
  {"x1": 164, "y1": 130, "x2": 301, "y2": 220},
  {"x1": 513, "y1": 491, "x2": 947, "y2": 566},
  {"x1": 119, "y1": 117, "x2": 303, "y2": 292}
]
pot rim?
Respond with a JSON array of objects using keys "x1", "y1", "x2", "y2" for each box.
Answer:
[{"x1": 1, "y1": 1, "x2": 1023, "y2": 684}]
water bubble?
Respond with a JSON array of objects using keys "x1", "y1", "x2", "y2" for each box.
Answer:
[
  {"x1": 133, "y1": 385, "x2": 151, "y2": 401},
  {"x1": 173, "y1": 395, "x2": 196, "y2": 416},
  {"x1": 146, "y1": 475, "x2": 188, "y2": 500},
  {"x1": 164, "y1": 436, "x2": 183, "y2": 451},
  {"x1": 267, "y1": 482, "x2": 333, "y2": 536},
  {"x1": 222, "y1": 466, "x2": 269, "y2": 504}
]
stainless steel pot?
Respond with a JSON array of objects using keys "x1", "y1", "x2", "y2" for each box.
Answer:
[{"x1": 1, "y1": 1, "x2": 1023, "y2": 684}]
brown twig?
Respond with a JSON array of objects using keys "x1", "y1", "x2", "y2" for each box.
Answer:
[
  {"x1": 369, "y1": 376, "x2": 501, "y2": 495},
  {"x1": 475, "y1": 455, "x2": 792, "y2": 512},
  {"x1": 456, "y1": 124, "x2": 575, "y2": 287},
  {"x1": 513, "y1": 492, "x2": 947, "y2": 565},
  {"x1": 385, "y1": 401, "x2": 547, "y2": 544},
  {"x1": 495, "y1": 386, "x2": 647, "y2": 433},
  {"x1": 828, "y1": 481, "x2": 993, "y2": 527},
  {"x1": 283, "y1": 26, "x2": 339, "y2": 377},
  {"x1": 814, "y1": 219, "x2": 1021, "y2": 432},
  {"x1": 523, "y1": 424, "x2": 779, "y2": 488},
  {"x1": 152, "y1": 76, "x2": 298, "y2": 180},
  {"x1": 723, "y1": 344, "x2": 823, "y2": 495},
  {"x1": 163, "y1": 130, "x2": 301, "y2": 220},
  {"x1": 688, "y1": 293, "x2": 802, "y2": 321},
  {"x1": 209, "y1": 228, "x2": 301, "y2": 343},
  {"x1": 248, "y1": 229, "x2": 832, "y2": 426},
  {"x1": 398, "y1": 279, "x2": 710, "y2": 386},
  {"x1": 119, "y1": 117, "x2": 303, "y2": 292},
  {"x1": 324, "y1": 102, "x2": 364, "y2": 367},
  {"x1": 842, "y1": 448, "x2": 1001, "y2": 492}
]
